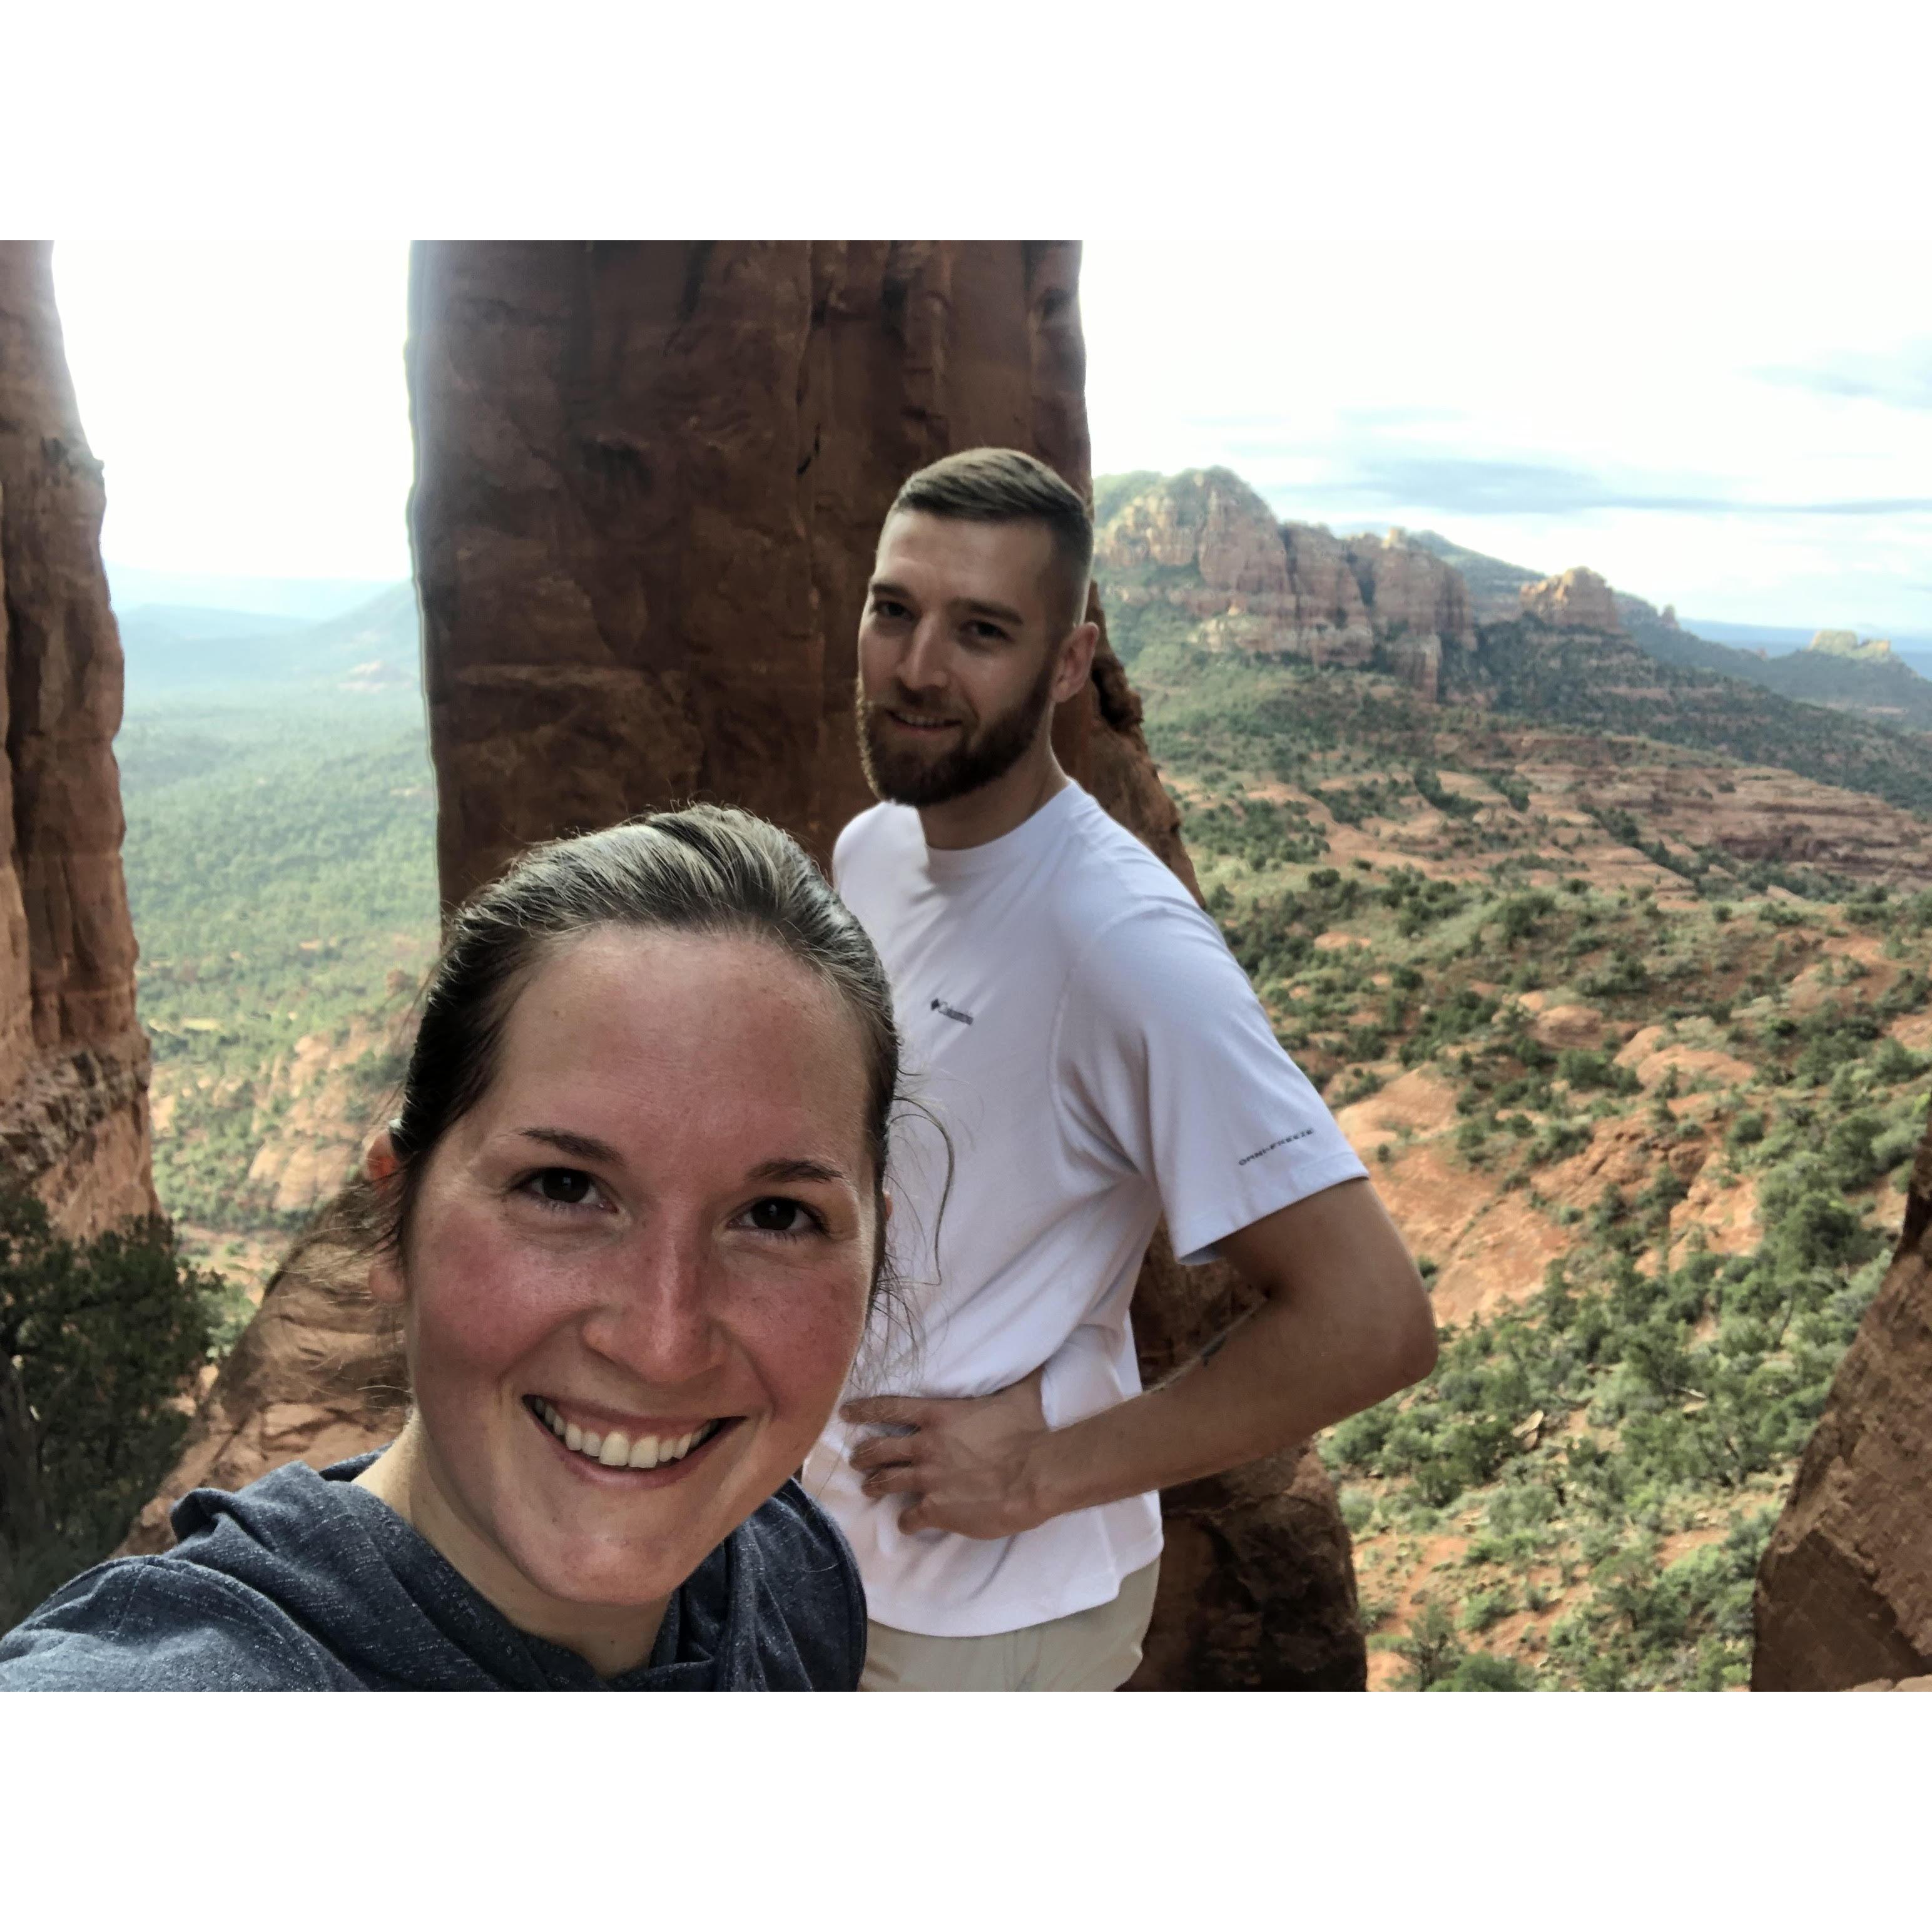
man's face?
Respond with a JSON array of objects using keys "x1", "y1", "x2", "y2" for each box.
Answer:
[{"x1": 855, "y1": 511, "x2": 1070, "y2": 808}]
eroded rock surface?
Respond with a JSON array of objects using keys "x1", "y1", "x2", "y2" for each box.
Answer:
[
  {"x1": 0, "y1": 241, "x2": 156, "y2": 1237},
  {"x1": 1094, "y1": 472, "x2": 1472, "y2": 700},
  {"x1": 1520, "y1": 565, "x2": 1624, "y2": 634},
  {"x1": 1752, "y1": 1114, "x2": 1932, "y2": 1689},
  {"x1": 119, "y1": 1186, "x2": 405, "y2": 1553},
  {"x1": 410, "y1": 240, "x2": 1092, "y2": 900}
]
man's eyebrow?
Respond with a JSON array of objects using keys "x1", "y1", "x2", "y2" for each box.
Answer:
[
  {"x1": 516, "y1": 1127, "x2": 623, "y2": 1164},
  {"x1": 957, "y1": 597, "x2": 1025, "y2": 627},
  {"x1": 867, "y1": 580, "x2": 1027, "y2": 629},
  {"x1": 748, "y1": 1157, "x2": 850, "y2": 1187}
]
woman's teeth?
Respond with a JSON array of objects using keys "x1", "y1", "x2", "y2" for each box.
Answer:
[{"x1": 533, "y1": 1400, "x2": 720, "y2": 1470}]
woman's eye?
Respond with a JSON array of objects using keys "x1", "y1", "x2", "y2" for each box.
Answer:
[
  {"x1": 741, "y1": 1196, "x2": 814, "y2": 1235},
  {"x1": 527, "y1": 1167, "x2": 598, "y2": 1208}
]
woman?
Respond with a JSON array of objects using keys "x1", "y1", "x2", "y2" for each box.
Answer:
[{"x1": 1, "y1": 805, "x2": 898, "y2": 1689}]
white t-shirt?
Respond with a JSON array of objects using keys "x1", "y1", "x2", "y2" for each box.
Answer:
[{"x1": 803, "y1": 783, "x2": 1368, "y2": 1637}]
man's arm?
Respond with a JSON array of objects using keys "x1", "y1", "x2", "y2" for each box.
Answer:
[{"x1": 843, "y1": 1175, "x2": 1437, "y2": 1539}]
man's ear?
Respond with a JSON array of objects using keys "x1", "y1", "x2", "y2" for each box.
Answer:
[
  {"x1": 1052, "y1": 620, "x2": 1099, "y2": 706},
  {"x1": 365, "y1": 1127, "x2": 407, "y2": 1306}
]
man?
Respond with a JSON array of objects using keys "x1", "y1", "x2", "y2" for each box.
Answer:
[{"x1": 803, "y1": 448, "x2": 1436, "y2": 1691}]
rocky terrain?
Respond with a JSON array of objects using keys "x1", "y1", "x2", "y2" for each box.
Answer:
[
  {"x1": 1139, "y1": 639, "x2": 1932, "y2": 1687},
  {"x1": 0, "y1": 241, "x2": 156, "y2": 1238}
]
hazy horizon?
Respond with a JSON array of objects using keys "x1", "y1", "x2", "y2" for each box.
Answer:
[{"x1": 51, "y1": 240, "x2": 1932, "y2": 640}]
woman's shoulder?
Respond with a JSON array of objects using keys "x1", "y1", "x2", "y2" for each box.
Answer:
[
  {"x1": 735, "y1": 1479, "x2": 867, "y2": 1690},
  {"x1": 0, "y1": 1552, "x2": 340, "y2": 1691}
]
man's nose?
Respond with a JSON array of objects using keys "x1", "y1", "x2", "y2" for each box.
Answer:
[
  {"x1": 897, "y1": 617, "x2": 950, "y2": 693},
  {"x1": 579, "y1": 1233, "x2": 727, "y2": 1391}
]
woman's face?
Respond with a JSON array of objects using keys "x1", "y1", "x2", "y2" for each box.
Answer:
[{"x1": 372, "y1": 928, "x2": 878, "y2": 1627}]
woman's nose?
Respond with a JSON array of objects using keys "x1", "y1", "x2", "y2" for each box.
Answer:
[{"x1": 579, "y1": 1234, "x2": 726, "y2": 1390}]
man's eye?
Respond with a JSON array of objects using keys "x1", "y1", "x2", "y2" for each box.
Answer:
[
  {"x1": 741, "y1": 1197, "x2": 815, "y2": 1235},
  {"x1": 871, "y1": 598, "x2": 910, "y2": 622},
  {"x1": 527, "y1": 1167, "x2": 597, "y2": 1208}
]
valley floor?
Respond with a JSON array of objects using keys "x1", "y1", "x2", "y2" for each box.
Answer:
[{"x1": 1142, "y1": 651, "x2": 1931, "y2": 1689}]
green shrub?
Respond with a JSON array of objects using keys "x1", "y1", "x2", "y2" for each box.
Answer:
[
  {"x1": 1446, "y1": 1652, "x2": 1538, "y2": 1690},
  {"x1": 1, "y1": 1190, "x2": 234, "y2": 1631}
]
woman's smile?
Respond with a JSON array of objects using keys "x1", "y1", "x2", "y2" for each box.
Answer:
[{"x1": 524, "y1": 1395, "x2": 737, "y2": 1479}]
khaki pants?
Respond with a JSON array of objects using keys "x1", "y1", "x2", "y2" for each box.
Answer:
[{"x1": 860, "y1": 1560, "x2": 1159, "y2": 1692}]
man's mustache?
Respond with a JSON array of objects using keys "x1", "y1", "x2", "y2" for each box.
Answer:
[{"x1": 867, "y1": 687, "x2": 974, "y2": 728}]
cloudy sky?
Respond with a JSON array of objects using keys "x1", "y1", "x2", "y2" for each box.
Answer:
[{"x1": 53, "y1": 238, "x2": 1931, "y2": 639}]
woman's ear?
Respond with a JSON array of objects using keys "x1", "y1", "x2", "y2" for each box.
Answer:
[
  {"x1": 365, "y1": 1128, "x2": 407, "y2": 1306},
  {"x1": 880, "y1": 1189, "x2": 893, "y2": 1228}
]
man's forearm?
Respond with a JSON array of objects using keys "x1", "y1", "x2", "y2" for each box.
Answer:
[
  {"x1": 1026, "y1": 1182, "x2": 1436, "y2": 1522},
  {"x1": 843, "y1": 1181, "x2": 1436, "y2": 1541},
  {"x1": 1025, "y1": 1290, "x2": 1411, "y2": 1518}
]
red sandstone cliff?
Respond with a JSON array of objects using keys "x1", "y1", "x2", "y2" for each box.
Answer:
[
  {"x1": 409, "y1": 240, "x2": 1095, "y2": 902},
  {"x1": 1520, "y1": 565, "x2": 1624, "y2": 634},
  {"x1": 1092, "y1": 471, "x2": 1473, "y2": 701},
  {"x1": 133, "y1": 241, "x2": 1362, "y2": 1689},
  {"x1": 1752, "y1": 1112, "x2": 1932, "y2": 1688},
  {"x1": 0, "y1": 242, "x2": 156, "y2": 1238}
]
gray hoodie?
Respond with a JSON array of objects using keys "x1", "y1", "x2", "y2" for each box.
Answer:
[{"x1": 0, "y1": 1452, "x2": 865, "y2": 1690}]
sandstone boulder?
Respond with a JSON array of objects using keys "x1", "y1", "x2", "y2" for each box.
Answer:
[
  {"x1": 1752, "y1": 1112, "x2": 1932, "y2": 1688},
  {"x1": 1520, "y1": 565, "x2": 1623, "y2": 634},
  {"x1": 0, "y1": 241, "x2": 156, "y2": 1237},
  {"x1": 118, "y1": 1186, "x2": 405, "y2": 1553}
]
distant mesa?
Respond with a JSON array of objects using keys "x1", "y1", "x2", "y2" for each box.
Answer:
[
  {"x1": 1093, "y1": 469, "x2": 1473, "y2": 700},
  {"x1": 1519, "y1": 566, "x2": 1624, "y2": 635},
  {"x1": 1808, "y1": 628, "x2": 1894, "y2": 663}
]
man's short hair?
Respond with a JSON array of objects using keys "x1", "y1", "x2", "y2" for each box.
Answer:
[{"x1": 889, "y1": 448, "x2": 1093, "y2": 634}]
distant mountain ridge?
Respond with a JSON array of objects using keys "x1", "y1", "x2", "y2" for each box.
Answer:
[
  {"x1": 1091, "y1": 468, "x2": 1932, "y2": 820},
  {"x1": 1396, "y1": 531, "x2": 1932, "y2": 735},
  {"x1": 118, "y1": 582, "x2": 420, "y2": 706}
]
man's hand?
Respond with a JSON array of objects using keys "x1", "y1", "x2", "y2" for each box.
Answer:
[{"x1": 842, "y1": 1368, "x2": 1051, "y2": 1540}]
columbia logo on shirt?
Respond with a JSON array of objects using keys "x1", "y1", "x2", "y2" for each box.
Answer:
[{"x1": 930, "y1": 997, "x2": 974, "y2": 1026}]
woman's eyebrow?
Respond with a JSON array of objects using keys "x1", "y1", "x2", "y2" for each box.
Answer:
[
  {"x1": 748, "y1": 1156, "x2": 849, "y2": 1187},
  {"x1": 516, "y1": 1126, "x2": 624, "y2": 1164}
]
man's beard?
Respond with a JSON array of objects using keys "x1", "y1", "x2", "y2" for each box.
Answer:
[{"x1": 856, "y1": 651, "x2": 1059, "y2": 809}]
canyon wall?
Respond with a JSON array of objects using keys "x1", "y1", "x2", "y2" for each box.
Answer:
[
  {"x1": 135, "y1": 242, "x2": 1363, "y2": 1688},
  {"x1": 0, "y1": 242, "x2": 156, "y2": 1238},
  {"x1": 1752, "y1": 1111, "x2": 1932, "y2": 1689}
]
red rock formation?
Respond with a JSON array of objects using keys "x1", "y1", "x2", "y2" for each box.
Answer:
[
  {"x1": 1343, "y1": 527, "x2": 1477, "y2": 699},
  {"x1": 0, "y1": 242, "x2": 156, "y2": 1238},
  {"x1": 119, "y1": 1187, "x2": 406, "y2": 1555},
  {"x1": 410, "y1": 240, "x2": 1092, "y2": 903},
  {"x1": 1752, "y1": 1114, "x2": 1932, "y2": 1689},
  {"x1": 1096, "y1": 471, "x2": 1376, "y2": 669},
  {"x1": 1092, "y1": 477, "x2": 1478, "y2": 701},
  {"x1": 1279, "y1": 521, "x2": 1374, "y2": 659},
  {"x1": 1520, "y1": 565, "x2": 1624, "y2": 634},
  {"x1": 137, "y1": 242, "x2": 1363, "y2": 1689}
]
